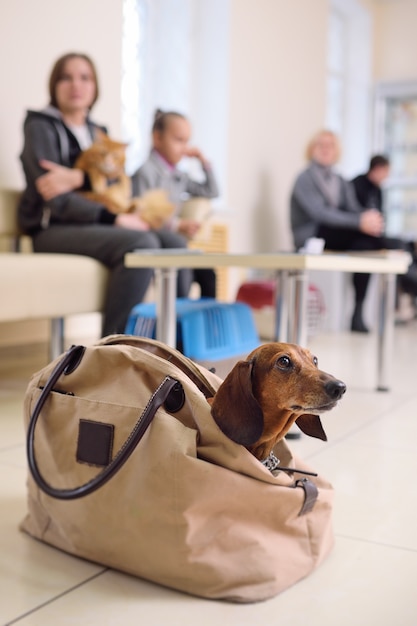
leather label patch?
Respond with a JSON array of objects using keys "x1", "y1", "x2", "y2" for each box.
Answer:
[{"x1": 77, "y1": 419, "x2": 114, "y2": 467}]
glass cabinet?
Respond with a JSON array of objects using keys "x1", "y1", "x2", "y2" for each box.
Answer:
[{"x1": 374, "y1": 81, "x2": 417, "y2": 239}]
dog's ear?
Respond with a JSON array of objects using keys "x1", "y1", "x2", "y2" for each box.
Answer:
[
  {"x1": 296, "y1": 414, "x2": 327, "y2": 441},
  {"x1": 210, "y1": 360, "x2": 264, "y2": 446}
]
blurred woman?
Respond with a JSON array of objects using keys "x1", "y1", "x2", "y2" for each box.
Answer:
[
  {"x1": 290, "y1": 130, "x2": 390, "y2": 333},
  {"x1": 18, "y1": 53, "x2": 191, "y2": 335}
]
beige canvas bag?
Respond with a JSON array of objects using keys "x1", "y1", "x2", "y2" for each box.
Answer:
[{"x1": 21, "y1": 335, "x2": 334, "y2": 603}]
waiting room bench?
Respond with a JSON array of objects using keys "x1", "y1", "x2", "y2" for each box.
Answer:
[
  {"x1": 0, "y1": 189, "x2": 108, "y2": 360},
  {"x1": 0, "y1": 189, "x2": 230, "y2": 361}
]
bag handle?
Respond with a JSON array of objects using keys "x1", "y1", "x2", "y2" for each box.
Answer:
[{"x1": 27, "y1": 345, "x2": 180, "y2": 501}]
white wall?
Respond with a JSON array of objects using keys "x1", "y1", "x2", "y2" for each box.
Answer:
[
  {"x1": 0, "y1": 0, "x2": 124, "y2": 190},
  {"x1": 226, "y1": 0, "x2": 328, "y2": 258},
  {"x1": 373, "y1": 0, "x2": 417, "y2": 82},
  {"x1": 0, "y1": 0, "x2": 124, "y2": 345}
]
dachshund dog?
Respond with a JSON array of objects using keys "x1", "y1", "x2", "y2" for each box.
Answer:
[{"x1": 209, "y1": 342, "x2": 346, "y2": 461}]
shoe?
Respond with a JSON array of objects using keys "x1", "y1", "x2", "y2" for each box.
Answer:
[
  {"x1": 395, "y1": 292, "x2": 416, "y2": 324},
  {"x1": 285, "y1": 428, "x2": 302, "y2": 440},
  {"x1": 350, "y1": 313, "x2": 369, "y2": 333}
]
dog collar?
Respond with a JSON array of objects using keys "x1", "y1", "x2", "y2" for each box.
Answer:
[
  {"x1": 262, "y1": 451, "x2": 280, "y2": 472},
  {"x1": 262, "y1": 452, "x2": 319, "y2": 479}
]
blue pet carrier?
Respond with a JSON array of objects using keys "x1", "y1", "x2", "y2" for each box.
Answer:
[{"x1": 125, "y1": 298, "x2": 260, "y2": 362}]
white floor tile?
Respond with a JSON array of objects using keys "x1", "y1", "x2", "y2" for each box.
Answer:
[
  {"x1": 0, "y1": 462, "x2": 103, "y2": 626},
  {"x1": 6, "y1": 539, "x2": 417, "y2": 626}
]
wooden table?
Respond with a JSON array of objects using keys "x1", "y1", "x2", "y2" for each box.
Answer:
[{"x1": 125, "y1": 250, "x2": 411, "y2": 391}]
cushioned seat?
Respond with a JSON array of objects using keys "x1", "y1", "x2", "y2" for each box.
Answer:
[
  {"x1": 0, "y1": 253, "x2": 107, "y2": 321},
  {"x1": 0, "y1": 189, "x2": 109, "y2": 359}
]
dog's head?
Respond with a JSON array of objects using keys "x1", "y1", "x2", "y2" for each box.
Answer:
[{"x1": 209, "y1": 342, "x2": 346, "y2": 460}]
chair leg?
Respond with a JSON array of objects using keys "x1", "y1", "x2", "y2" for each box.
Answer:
[{"x1": 49, "y1": 318, "x2": 65, "y2": 361}]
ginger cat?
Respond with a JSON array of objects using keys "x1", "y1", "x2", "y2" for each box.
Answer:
[
  {"x1": 75, "y1": 130, "x2": 174, "y2": 228},
  {"x1": 75, "y1": 130, "x2": 133, "y2": 214}
]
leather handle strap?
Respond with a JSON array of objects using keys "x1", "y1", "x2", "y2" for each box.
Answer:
[
  {"x1": 296, "y1": 478, "x2": 319, "y2": 516},
  {"x1": 27, "y1": 345, "x2": 180, "y2": 501}
]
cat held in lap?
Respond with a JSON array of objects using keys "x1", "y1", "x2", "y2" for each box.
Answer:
[{"x1": 75, "y1": 130, "x2": 174, "y2": 229}]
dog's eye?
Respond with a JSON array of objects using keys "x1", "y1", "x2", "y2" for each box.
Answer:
[
  {"x1": 277, "y1": 355, "x2": 292, "y2": 369},
  {"x1": 313, "y1": 356, "x2": 318, "y2": 367}
]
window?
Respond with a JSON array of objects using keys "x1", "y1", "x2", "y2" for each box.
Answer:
[
  {"x1": 121, "y1": 0, "x2": 230, "y2": 205},
  {"x1": 326, "y1": 0, "x2": 372, "y2": 177},
  {"x1": 326, "y1": 9, "x2": 346, "y2": 137},
  {"x1": 121, "y1": 0, "x2": 147, "y2": 174}
]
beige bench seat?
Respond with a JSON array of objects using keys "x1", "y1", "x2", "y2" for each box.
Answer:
[
  {"x1": 0, "y1": 253, "x2": 107, "y2": 321},
  {"x1": 0, "y1": 189, "x2": 108, "y2": 360},
  {"x1": 0, "y1": 189, "x2": 229, "y2": 360}
]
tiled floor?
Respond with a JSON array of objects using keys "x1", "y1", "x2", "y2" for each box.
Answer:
[{"x1": 1, "y1": 326, "x2": 417, "y2": 625}]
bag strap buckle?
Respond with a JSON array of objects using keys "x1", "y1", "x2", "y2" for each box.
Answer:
[{"x1": 295, "y1": 478, "x2": 318, "y2": 516}]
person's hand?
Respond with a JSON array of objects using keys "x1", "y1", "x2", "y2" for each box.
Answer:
[
  {"x1": 36, "y1": 160, "x2": 84, "y2": 200},
  {"x1": 177, "y1": 218, "x2": 201, "y2": 239},
  {"x1": 115, "y1": 212, "x2": 150, "y2": 231},
  {"x1": 184, "y1": 146, "x2": 209, "y2": 168},
  {"x1": 359, "y1": 209, "x2": 384, "y2": 237}
]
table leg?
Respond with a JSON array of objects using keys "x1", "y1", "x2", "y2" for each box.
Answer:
[
  {"x1": 376, "y1": 273, "x2": 395, "y2": 391},
  {"x1": 288, "y1": 270, "x2": 308, "y2": 347},
  {"x1": 275, "y1": 270, "x2": 308, "y2": 346},
  {"x1": 275, "y1": 270, "x2": 289, "y2": 341},
  {"x1": 50, "y1": 317, "x2": 64, "y2": 361},
  {"x1": 154, "y1": 267, "x2": 178, "y2": 347}
]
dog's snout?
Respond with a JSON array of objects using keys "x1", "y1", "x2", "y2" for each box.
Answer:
[{"x1": 325, "y1": 379, "x2": 346, "y2": 400}]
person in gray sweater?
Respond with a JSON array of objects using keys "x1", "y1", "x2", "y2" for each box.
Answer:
[
  {"x1": 132, "y1": 110, "x2": 219, "y2": 297},
  {"x1": 290, "y1": 130, "x2": 387, "y2": 333},
  {"x1": 18, "y1": 53, "x2": 191, "y2": 336}
]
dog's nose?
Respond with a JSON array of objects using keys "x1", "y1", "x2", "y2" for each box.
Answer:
[{"x1": 325, "y1": 379, "x2": 346, "y2": 400}]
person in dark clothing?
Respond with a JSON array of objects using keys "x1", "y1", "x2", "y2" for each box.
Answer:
[
  {"x1": 351, "y1": 155, "x2": 390, "y2": 213},
  {"x1": 352, "y1": 155, "x2": 417, "y2": 315},
  {"x1": 18, "y1": 53, "x2": 192, "y2": 336}
]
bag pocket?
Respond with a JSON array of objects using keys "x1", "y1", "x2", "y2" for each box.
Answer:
[{"x1": 29, "y1": 388, "x2": 151, "y2": 492}]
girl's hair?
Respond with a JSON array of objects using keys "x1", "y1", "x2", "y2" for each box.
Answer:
[
  {"x1": 305, "y1": 129, "x2": 341, "y2": 162},
  {"x1": 152, "y1": 108, "x2": 187, "y2": 133},
  {"x1": 48, "y1": 52, "x2": 99, "y2": 110}
]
